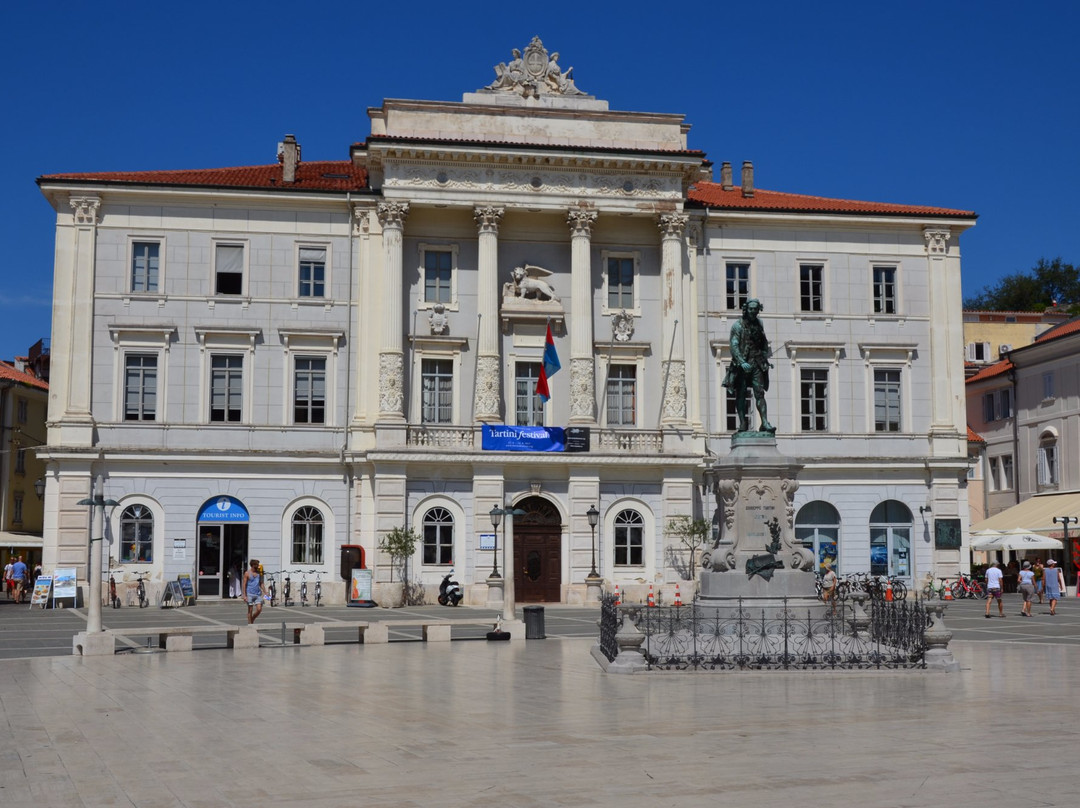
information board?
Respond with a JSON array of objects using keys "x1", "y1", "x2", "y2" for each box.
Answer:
[
  {"x1": 177, "y1": 574, "x2": 196, "y2": 605},
  {"x1": 52, "y1": 568, "x2": 77, "y2": 604},
  {"x1": 479, "y1": 532, "x2": 496, "y2": 551},
  {"x1": 30, "y1": 577, "x2": 52, "y2": 608},
  {"x1": 349, "y1": 568, "x2": 374, "y2": 606},
  {"x1": 160, "y1": 581, "x2": 186, "y2": 608}
]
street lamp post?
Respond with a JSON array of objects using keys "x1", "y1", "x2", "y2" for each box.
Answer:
[
  {"x1": 488, "y1": 505, "x2": 502, "y2": 578},
  {"x1": 586, "y1": 504, "x2": 600, "y2": 580},
  {"x1": 76, "y1": 477, "x2": 119, "y2": 637},
  {"x1": 1053, "y1": 515, "x2": 1078, "y2": 586}
]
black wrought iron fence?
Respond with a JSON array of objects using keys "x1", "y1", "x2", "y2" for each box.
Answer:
[{"x1": 598, "y1": 594, "x2": 928, "y2": 671}]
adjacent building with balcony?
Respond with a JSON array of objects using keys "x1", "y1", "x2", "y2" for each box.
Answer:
[{"x1": 35, "y1": 40, "x2": 976, "y2": 604}]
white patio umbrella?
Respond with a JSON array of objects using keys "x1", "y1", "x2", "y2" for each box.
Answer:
[{"x1": 970, "y1": 530, "x2": 1063, "y2": 551}]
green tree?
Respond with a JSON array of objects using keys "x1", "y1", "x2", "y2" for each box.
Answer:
[
  {"x1": 964, "y1": 258, "x2": 1080, "y2": 312},
  {"x1": 378, "y1": 526, "x2": 417, "y2": 584},
  {"x1": 665, "y1": 516, "x2": 711, "y2": 582}
]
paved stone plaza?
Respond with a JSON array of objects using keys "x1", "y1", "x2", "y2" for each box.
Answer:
[{"x1": 0, "y1": 598, "x2": 1077, "y2": 806}]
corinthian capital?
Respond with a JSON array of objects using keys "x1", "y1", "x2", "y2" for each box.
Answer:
[
  {"x1": 657, "y1": 212, "x2": 689, "y2": 239},
  {"x1": 923, "y1": 227, "x2": 951, "y2": 256},
  {"x1": 474, "y1": 206, "x2": 505, "y2": 234},
  {"x1": 567, "y1": 208, "x2": 598, "y2": 238},
  {"x1": 69, "y1": 196, "x2": 101, "y2": 226},
  {"x1": 376, "y1": 201, "x2": 410, "y2": 230}
]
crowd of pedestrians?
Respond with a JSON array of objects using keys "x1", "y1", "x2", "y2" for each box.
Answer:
[{"x1": 985, "y1": 557, "x2": 1068, "y2": 618}]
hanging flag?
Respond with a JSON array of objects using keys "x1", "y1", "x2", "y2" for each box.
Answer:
[{"x1": 536, "y1": 322, "x2": 561, "y2": 403}]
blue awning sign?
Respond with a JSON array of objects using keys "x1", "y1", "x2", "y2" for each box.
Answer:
[
  {"x1": 482, "y1": 425, "x2": 565, "y2": 452},
  {"x1": 198, "y1": 496, "x2": 249, "y2": 523}
]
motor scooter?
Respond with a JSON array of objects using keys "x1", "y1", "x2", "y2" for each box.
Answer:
[{"x1": 438, "y1": 572, "x2": 463, "y2": 606}]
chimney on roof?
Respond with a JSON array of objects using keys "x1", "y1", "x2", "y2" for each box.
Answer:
[
  {"x1": 278, "y1": 134, "x2": 301, "y2": 184},
  {"x1": 720, "y1": 162, "x2": 733, "y2": 191},
  {"x1": 741, "y1": 161, "x2": 754, "y2": 198}
]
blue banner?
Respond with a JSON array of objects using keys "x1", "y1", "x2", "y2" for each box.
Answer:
[
  {"x1": 482, "y1": 425, "x2": 566, "y2": 452},
  {"x1": 198, "y1": 496, "x2": 250, "y2": 523}
]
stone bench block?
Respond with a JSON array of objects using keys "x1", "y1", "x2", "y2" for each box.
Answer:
[{"x1": 422, "y1": 624, "x2": 452, "y2": 642}]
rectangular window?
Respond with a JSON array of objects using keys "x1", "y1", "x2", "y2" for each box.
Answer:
[
  {"x1": 131, "y1": 242, "x2": 160, "y2": 293},
  {"x1": 1043, "y1": 372, "x2": 1055, "y2": 400},
  {"x1": 725, "y1": 262, "x2": 750, "y2": 310},
  {"x1": 872, "y1": 266, "x2": 896, "y2": 314},
  {"x1": 1001, "y1": 455, "x2": 1014, "y2": 490},
  {"x1": 294, "y1": 357, "x2": 326, "y2": 424},
  {"x1": 800, "y1": 368, "x2": 828, "y2": 431},
  {"x1": 987, "y1": 457, "x2": 999, "y2": 492},
  {"x1": 999, "y1": 388, "x2": 1011, "y2": 419},
  {"x1": 292, "y1": 513, "x2": 323, "y2": 565},
  {"x1": 515, "y1": 362, "x2": 544, "y2": 426},
  {"x1": 614, "y1": 523, "x2": 644, "y2": 566},
  {"x1": 15, "y1": 448, "x2": 25, "y2": 474},
  {"x1": 423, "y1": 522, "x2": 454, "y2": 566},
  {"x1": 424, "y1": 249, "x2": 453, "y2": 304},
  {"x1": 607, "y1": 256, "x2": 634, "y2": 309},
  {"x1": 605, "y1": 364, "x2": 637, "y2": 426},
  {"x1": 298, "y1": 247, "x2": 326, "y2": 298},
  {"x1": 215, "y1": 244, "x2": 244, "y2": 295},
  {"x1": 13, "y1": 493, "x2": 23, "y2": 524},
  {"x1": 420, "y1": 358, "x2": 453, "y2": 424},
  {"x1": 982, "y1": 393, "x2": 996, "y2": 423},
  {"x1": 799, "y1": 264, "x2": 824, "y2": 312},
  {"x1": 124, "y1": 354, "x2": 158, "y2": 421},
  {"x1": 967, "y1": 342, "x2": 991, "y2": 362},
  {"x1": 873, "y1": 368, "x2": 901, "y2": 432},
  {"x1": 16, "y1": 399, "x2": 27, "y2": 423},
  {"x1": 209, "y1": 355, "x2": 243, "y2": 422}
]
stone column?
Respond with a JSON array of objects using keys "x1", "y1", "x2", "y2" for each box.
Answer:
[
  {"x1": 658, "y1": 213, "x2": 688, "y2": 424},
  {"x1": 567, "y1": 209, "x2": 598, "y2": 424},
  {"x1": 474, "y1": 206, "x2": 505, "y2": 422},
  {"x1": 376, "y1": 202, "x2": 409, "y2": 421}
]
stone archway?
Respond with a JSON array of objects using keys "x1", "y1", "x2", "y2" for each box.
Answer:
[{"x1": 513, "y1": 496, "x2": 563, "y2": 603}]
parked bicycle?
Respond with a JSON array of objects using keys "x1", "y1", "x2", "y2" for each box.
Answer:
[
  {"x1": 282, "y1": 571, "x2": 294, "y2": 607},
  {"x1": 134, "y1": 573, "x2": 150, "y2": 608},
  {"x1": 921, "y1": 575, "x2": 953, "y2": 600},
  {"x1": 311, "y1": 570, "x2": 322, "y2": 607},
  {"x1": 299, "y1": 570, "x2": 309, "y2": 607},
  {"x1": 950, "y1": 573, "x2": 985, "y2": 599},
  {"x1": 265, "y1": 571, "x2": 278, "y2": 607}
]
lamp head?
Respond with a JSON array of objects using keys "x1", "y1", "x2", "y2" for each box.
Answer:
[{"x1": 586, "y1": 504, "x2": 599, "y2": 528}]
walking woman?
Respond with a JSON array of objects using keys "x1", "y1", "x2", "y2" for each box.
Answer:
[
  {"x1": 1044, "y1": 559, "x2": 1066, "y2": 615},
  {"x1": 1017, "y1": 561, "x2": 1036, "y2": 616},
  {"x1": 242, "y1": 559, "x2": 267, "y2": 624}
]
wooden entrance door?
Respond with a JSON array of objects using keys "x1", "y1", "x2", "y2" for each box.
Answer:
[{"x1": 512, "y1": 496, "x2": 562, "y2": 603}]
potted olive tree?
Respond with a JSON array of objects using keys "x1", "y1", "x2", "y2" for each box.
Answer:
[{"x1": 378, "y1": 526, "x2": 418, "y2": 607}]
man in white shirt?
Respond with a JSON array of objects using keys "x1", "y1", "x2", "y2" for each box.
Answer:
[{"x1": 985, "y1": 561, "x2": 1005, "y2": 618}]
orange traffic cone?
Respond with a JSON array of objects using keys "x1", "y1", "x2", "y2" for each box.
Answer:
[
  {"x1": 943, "y1": 584, "x2": 952, "y2": 601},
  {"x1": 613, "y1": 584, "x2": 621, "y2": 606},
  {"x1": 673, "y1": 584, "x2": 682, "y2": 607},
  {"x1": 647, "y1": 584, "x2": 656, "y2": 607},
  {"x1": 885, "y1": 581, "x2": 894, "y2": 602}
]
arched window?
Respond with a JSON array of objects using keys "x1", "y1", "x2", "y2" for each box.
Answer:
[
  {"x1": 120, "y1": 504, "x2": 153, "y2": 563},
  {"x1": 423, "y1": 507, "x2": 454, "y2": 565},
  {"x1": 869, "y1": 500, "x2": 913, "y2": 579},
  {"x1": 291, "y1": 506, "x2": 324, "y2": 565},
  {"x1": 1038, "y1": 432, "x2": 1058, "y2": 488},
  {"x1": 613, "y1": 509, "x2": 644, "y2": 567},
  {"x1": 795, "y1": 501, "x2": 840, "y2": 573}
]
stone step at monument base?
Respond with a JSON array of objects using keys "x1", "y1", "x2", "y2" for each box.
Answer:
[
  {"x1": 696, "y1": 568, "x2": 822, "y2": 617},
  {"x1": 692, "y1": 595, "x2": 825, "y2": 619}
]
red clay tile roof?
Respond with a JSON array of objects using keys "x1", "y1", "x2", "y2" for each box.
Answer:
[
  {"x1": 0, "y1": 362, "x2": 48, "y2": 391},
  {"x1": 687, "y1": 181, "x2": 976, "y2": 218},
  {"x1": 965, "y1": 360, "x2": 1013, "y2": 384},
  {"x1": 38, "y1": 161, "x2": 368, "y2": 193},
  {"x1": 967, "y1": 426, "x2": 986, "y2": 444},
  {"x1": 1033, "y1": 316, "x2": 1080, "y2": 344}
]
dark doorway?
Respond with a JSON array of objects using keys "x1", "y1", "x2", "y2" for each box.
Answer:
[{"x1": 513, "y1": 496, "x2": 562, "y2": 603}]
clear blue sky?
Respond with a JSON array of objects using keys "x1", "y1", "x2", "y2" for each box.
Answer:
[{"x1": 2, "y1": 1, "x2": 1077, "y2": 361}]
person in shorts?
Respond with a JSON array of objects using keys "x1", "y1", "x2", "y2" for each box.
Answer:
[
  {"x1": 984, "y1": 561, "x2": 1005, "y2": 618},
  {"x1": 11, "y1": 556, "x2": 27, "y2": 604},
  {"x1": 1044, "y1": 559, "x2": 1065, "y2": 616},
  {"x1": 242, "y1": 559, "x2": 267, "y2": 624},
  {"x1": 821, "y1": 562, "x2": 838, "y2": 615},
  {"x1": 1017, "y1": 561, "x2": 1036, "y2": 617}
]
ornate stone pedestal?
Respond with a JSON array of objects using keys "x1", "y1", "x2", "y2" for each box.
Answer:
[
  {"x1": 698, "y1": 434, "x2": 817, "y2": 613},
  {"x1": 485, "y1": 576, "x2": 505, "y2": 609}
]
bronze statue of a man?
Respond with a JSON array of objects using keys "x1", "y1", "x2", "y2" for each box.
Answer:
[{"x1": 723, "y1": 298, "x2": 775, "y2": 433}]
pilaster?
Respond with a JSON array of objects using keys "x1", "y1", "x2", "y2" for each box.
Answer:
[
  {"x1": 474, "y1": 206, "x2": 505, "y2": 422},
  {"x1": 568, "y1": 209, "x2": 597, "y2": 424},
  {"x1": 658, "y1": 213, "x2": 688, "y2": 424},
  {"x1": 376, "y1": 202, "x2": 409, "y2": 422}
]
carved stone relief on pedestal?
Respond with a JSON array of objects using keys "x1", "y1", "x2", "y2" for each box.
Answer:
[
  {"x1": 611, "y1": 310, "x2": 634, "y2": 342},
  {"x1": 569, "y1": 357, "x2": 595, "y2": 421},
  {"x1": 502, "y1": 264, "x2": 559, "y2": 303},
  {"x1": 480, "y1": 37, "x2": 588, "y2": 98},
  {"x1": 378, "y1": 352, "x2": 404, "y2": 415},
  {"x1": 661, "y1": 359, "x2": 686, "y2": 421},
  {"x1": 428, "y1": 303, "x2": 449, "y2": 336},
  {"x1": 474, "y1": 355, "x2": 501, "y2": 420}
]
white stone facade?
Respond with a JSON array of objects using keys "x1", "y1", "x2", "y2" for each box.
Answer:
[{"x1": 37, "y1": 40, "x2": 976, "y2": 604}]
